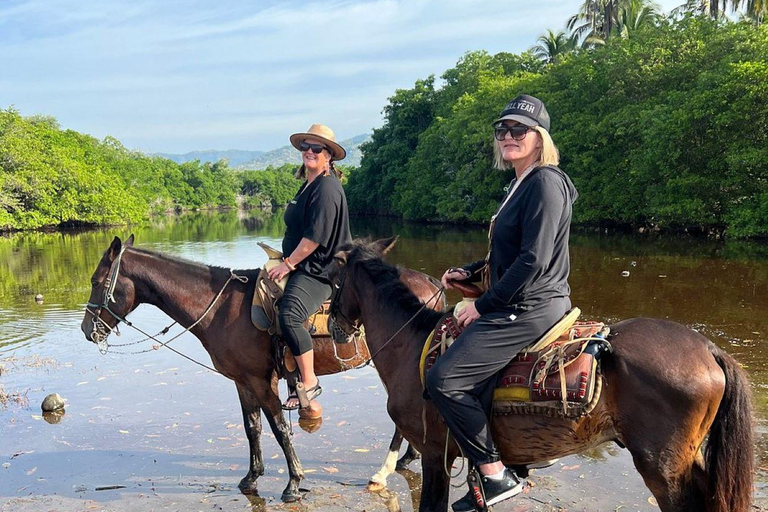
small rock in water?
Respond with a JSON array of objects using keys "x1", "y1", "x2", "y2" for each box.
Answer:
[
  {"x1": 41, "y1": 393, "x2": 66, "y2": 412},
  {"x1": 34, "y1": 294, "x2": 44, "y2": 303}
]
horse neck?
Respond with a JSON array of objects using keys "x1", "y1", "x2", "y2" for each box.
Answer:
[
  {"x1": 354, "y1": 265, "x2": 437, "y2": 377},
  {"x1": 123, "y1": 249, "x2": 234, "y2": 334}
]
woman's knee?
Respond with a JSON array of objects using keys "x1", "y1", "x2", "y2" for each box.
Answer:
[
  {"x1": 279, "y1": 297, "x2": 306, "y2": 329},
  {"x1": 425, "y1": 362, "x2": 449, "y2": 397}
]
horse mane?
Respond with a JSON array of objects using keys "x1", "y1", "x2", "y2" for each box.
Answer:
[
  {"x1": 126, "y1": 246, "x2": 260, "y2": 283},
  {"x1": 343, "y1": 240, "x2": 443, "y2": 335}
]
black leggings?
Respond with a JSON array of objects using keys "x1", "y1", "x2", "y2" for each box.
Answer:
[
  {"x1": 425, "y1": 296, "x2": 571, "y2": 465},
  {"x1": 278, "y1": 270, "x2": 332, "y2": 356}
]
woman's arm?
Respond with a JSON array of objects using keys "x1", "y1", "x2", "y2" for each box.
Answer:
[
  {"x1": 474, "y1": 173, "x2": 567, "y2": 315},
  {"x1": 268, "y1": 237, "x2": 320, "y2": 281}
]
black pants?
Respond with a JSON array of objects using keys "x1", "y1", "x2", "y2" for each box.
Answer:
[
  {"x1": 425, "y1": 296, "x2": 570, "y2": 465},
  {"x1": 278, "y1": 270, "x2": 332, "y2": 356}
]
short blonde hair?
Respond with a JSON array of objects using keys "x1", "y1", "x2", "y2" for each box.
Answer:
[{"x1": 492, "y1": 126, "x2": 560, "y2": 170}]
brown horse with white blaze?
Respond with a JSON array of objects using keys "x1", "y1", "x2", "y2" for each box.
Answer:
[
  {"x1": 80, "y1": 235, "x2": 443, "y2": 502},
  {"x1": 327, "y1": 237, "x2": 755, "y2": 512}
]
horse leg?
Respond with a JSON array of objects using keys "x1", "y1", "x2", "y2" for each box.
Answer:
[
  {"x1": 262, "y1": 401, "x2": 305, "y2": 502},
  {"x1": 235, "y1": 384, "x2": 264, "y2": 495},
  {"x1": 610, "y1": 361, "x2": 725, "y2": 510},
  {"x1": 397, "y1": 442, "x2": 421, "y2": 470},
  {"x1": 419, "y1": 453, "x2": 451, "y2": 512},
  {"x1": 368, "y1": 428, "x2": 406, "y2": 491}
]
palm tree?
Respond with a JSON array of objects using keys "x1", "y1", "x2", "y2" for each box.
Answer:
[
  {"x1": 530, "y1": 30, "x2": 578, "y2": 63},
  {"x1": 616, "y1": 0, "x2": 661, "y2": 38},
  {"x1": 734, "y1": 0, "x2": 767, "y2": 23},
  {"x1": 672, "y1": 0, "x2": 765, "y2": 20},
  {"x1": 568, "y1": 0, "x2": 659, "y2": 45}
]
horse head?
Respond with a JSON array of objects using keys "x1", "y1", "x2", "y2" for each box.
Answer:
[
  {"x1": 81, "y1": 234, "x2": 139, "y2": 349},
  {"x1": 327, "y1": 236, "x2": 399, "y2": 343}
]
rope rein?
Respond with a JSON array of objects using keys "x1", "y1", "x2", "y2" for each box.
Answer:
[
  {"x1": 362, "y1": 285, "x2": 445, "y2": 367},
  {"x1": 86, "y1": 248, "x2": 248, "y2": 375}
]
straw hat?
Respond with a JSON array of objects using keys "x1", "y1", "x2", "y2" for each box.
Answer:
[{"x1": 289, "y1": 124, "x2": 346, "y2": 161}]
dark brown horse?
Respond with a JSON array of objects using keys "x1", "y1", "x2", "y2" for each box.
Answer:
[
  {"x1": 80, "y1": 235, "x2": 443, "y2": 502},
  {"x1": 328, "y1": 237, "x2": 755, "y2": 512}
]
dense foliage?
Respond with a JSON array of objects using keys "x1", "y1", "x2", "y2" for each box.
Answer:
[
  {"x1": 346, "y1": 16, "x2": 768, "y2": 238},
  {"x1": 0, "y1": 109, "x2": 307, "y2": 231}
]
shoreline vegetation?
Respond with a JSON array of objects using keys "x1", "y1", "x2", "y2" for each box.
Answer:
[
  {"x1": 2, "y1": 6, "x2": 767, "y2": 239},
  {"x1": 346, "y1": 7, "x2": 768, "y2": 240}
]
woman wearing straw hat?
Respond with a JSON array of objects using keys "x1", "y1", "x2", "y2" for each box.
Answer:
[{"x1": 267, "y1": 124, "x2": 351, "y2": 411}]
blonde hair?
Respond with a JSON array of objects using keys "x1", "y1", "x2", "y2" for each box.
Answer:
[{"x1": 492, "y1": 125, "x2": 560, "y2": 170}]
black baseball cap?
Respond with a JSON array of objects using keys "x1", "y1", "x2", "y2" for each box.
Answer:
[{"x1": 495, "y1": 94, "x2": 550, "y2": 132}]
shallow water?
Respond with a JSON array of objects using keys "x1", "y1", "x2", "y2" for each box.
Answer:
[{"x1": 1, "y1": 211, "x2": 767, "y2": 511}]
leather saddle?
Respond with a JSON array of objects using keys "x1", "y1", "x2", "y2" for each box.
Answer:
[
  {"x1": 421, "y1": 282, "x2": 611, "y2": 417},
  {"x1": 250, "y1": 242, "x2": 331, "y2": 338}
]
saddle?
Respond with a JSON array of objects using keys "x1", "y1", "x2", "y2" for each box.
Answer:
[
  {"x1": 250, "y1": 243, "x2": 368, "y2": 388},
  {"x1": 420, "y1": 302, "x2": 611, "y2": 418},
  {"x1": 250, "y1": 242, "x2": 332, "y2": 338}
]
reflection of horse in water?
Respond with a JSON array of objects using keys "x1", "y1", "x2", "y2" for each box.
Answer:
[
  {"x1": 80, "y1": 235, "x2": 442, "y2": 502},
  {"x1": 328, "y1": 238, "x2": 755, "y2": 512}
]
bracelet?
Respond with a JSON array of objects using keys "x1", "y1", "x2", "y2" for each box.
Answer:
[{"x1": 284, "y1": 256, "x2": 296, "y2": 272}]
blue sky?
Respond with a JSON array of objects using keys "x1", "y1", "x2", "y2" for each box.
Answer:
[{"x1": 1, "y1": 0, "x2": 683, "y2": 153}]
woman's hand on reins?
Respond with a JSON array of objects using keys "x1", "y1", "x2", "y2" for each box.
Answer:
[
  {"x1": 441, "y1": 267, "x2": 470, "y2": 290},
  {"x1": 268, "y1": 262, "x2": 292, "y2": 282}
]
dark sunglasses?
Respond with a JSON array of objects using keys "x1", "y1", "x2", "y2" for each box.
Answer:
[
  {"x1": 493, "y1": 124, "x2": 532, "y2": 141},
  {"x1": 299, "y1": 141, "x2": 330, "y2": 154}
]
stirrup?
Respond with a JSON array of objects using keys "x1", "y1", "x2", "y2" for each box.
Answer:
[{"x1": 295, "y1": 381, "x2": 322, "y2": 410}]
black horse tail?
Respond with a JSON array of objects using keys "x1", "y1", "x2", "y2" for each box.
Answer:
[{"x1": 706, "y1": 346, "x2": 754, "y2": 512}]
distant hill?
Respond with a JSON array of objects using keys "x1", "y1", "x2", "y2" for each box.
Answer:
[
  {"x1": 155, "y1": 149, "x2": 264, "y2": 167},
  {"x1": 155, "y1": 134, "x2": 370, "y2": 170},
  {"x1": 236, "y1": 133, "x2": 370, "y2": 170}
]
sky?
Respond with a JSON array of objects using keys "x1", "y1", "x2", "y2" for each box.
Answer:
[{"x1": 0, "y1": 0, "x2": 684, "y2": 154}]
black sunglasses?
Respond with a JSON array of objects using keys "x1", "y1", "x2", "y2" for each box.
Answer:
[
  {"x1": 299, "y1": 141, "x2": 330, "y2": 154},
  {"x1": 493, "y1": 124, "x2": 532, "y2": 141}
]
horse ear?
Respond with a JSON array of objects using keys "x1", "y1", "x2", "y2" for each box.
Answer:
[
  {"x1": 375, "y1": 236, "x2": 399, "y2": 256},
  {"x1": 125, "y1": 234, "x2": 135, "y2": 247},
  {"x1": 107, "y1": 236, "x2": 122, "y2": 261}
]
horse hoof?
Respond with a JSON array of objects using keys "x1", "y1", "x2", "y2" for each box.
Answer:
[
  {"x1": 298, "y1": 401, "x2": 323, "y2": 420},
  {"x1": 366, "y1": 480, "x2": 386, "y2": 492},
  {"x1": 281, "y1": 490, "x2": 302, "y2": 502},
  {"x1": 238, "y1": 479, "x2": 259, "y2": 495},
  {"x1": 237, "y1": 479, "x2": 259, "y2": 496}
]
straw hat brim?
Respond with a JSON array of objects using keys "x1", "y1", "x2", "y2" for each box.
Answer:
[{"x1": 290, "y1": 133, "x2": 346, "y2": 161}]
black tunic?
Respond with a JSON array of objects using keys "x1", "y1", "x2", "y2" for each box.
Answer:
[
  {"x1": 463, "y1": 165, "x2": 579, "y2": 314},
  {"x1": 282, "y1": 173, "x2": 351, "y2": 283}
]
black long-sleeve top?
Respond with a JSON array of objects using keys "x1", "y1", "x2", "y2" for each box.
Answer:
[{"x1": 462, "y1": 165, "x2": 578, "y2": 315}]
